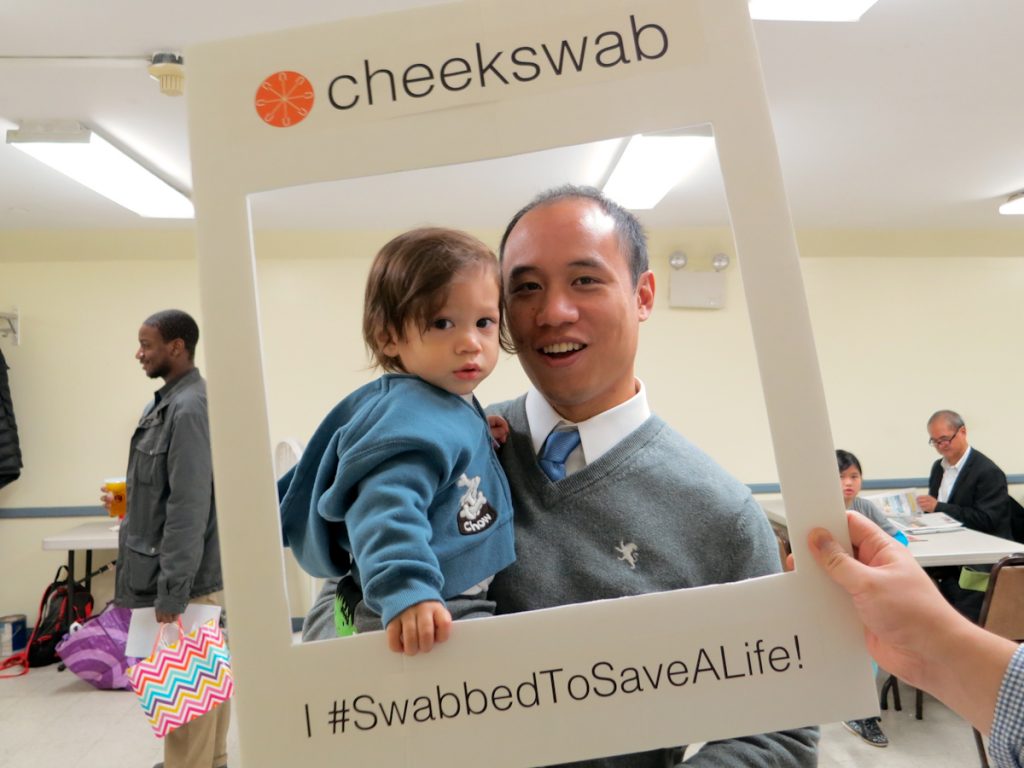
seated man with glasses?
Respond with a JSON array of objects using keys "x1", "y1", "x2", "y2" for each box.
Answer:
[{"x1": 916, "y1": 409, "x2": 1012, "y2": 620}]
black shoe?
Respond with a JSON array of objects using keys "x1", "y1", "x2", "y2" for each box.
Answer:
[{"x1": 843, "y1": 717, "x2": 889, "y2": 747}]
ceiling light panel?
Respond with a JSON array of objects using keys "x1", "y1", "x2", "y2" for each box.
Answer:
[
  {"x1": 602, "y1": 134, "x2": 715, "y2": 210},
  {"x1": 749, "y1": 0, "x2": 880, "y2": 22},
  {"x1": 7, "y1": 122, "x2": 193, "y2": 219},
  {"x1": 999, "y1": 192, "x2": 1024, "y2": 215}
]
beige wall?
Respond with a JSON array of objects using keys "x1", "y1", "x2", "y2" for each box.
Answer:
[{"x1": 2, "y1": 227, "x2": 1023, "y2": 621}]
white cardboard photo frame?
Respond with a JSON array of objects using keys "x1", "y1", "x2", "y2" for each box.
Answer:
[{"x1": 185, "y1": 1, "x2": 876, "y2": 765}]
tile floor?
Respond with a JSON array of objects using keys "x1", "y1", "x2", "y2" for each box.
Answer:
[
  {"x1": 0, "y1": 661, "x2": 239, "y2": 768},
  {"x1": 0, "y1": 662, "x2": 985, "y2": 767}
]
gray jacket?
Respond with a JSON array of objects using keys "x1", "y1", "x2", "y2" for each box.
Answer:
[{"x1": 115, "y1": 368, "x2": 223, "y2": 615}]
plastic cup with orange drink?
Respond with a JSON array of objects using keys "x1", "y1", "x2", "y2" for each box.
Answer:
[{"x1": 103, "y1": 477, "x2": 127, "y2": 518}]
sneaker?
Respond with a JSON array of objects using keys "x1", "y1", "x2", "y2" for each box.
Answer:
[{"x1": 843, "y1": 717, "x2": 889, "y2": 747}]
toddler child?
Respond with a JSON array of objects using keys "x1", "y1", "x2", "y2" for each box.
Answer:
[{"x1": 280, "y1": 228, "x2": 515, "y2": 655}]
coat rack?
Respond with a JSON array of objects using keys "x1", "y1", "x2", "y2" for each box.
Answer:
[{"x1": 0, "y1": 309, "x2": 20, "y2": 346}]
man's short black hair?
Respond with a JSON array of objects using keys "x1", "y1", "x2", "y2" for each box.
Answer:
[
  {"x1": 144, "y1": 309, "x2": 200, "y2": 360},
  {"x1": 499, "y1": 184, "x2": 649, "y2": 287}
]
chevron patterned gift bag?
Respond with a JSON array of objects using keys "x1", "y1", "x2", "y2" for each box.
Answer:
[{"x1": 128, "y1": 618, "x2": 234, "y2": 738}]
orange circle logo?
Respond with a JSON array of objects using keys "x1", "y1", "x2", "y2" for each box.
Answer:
[{"x1": 255, "y1": 71, "x2": 314, "y2": 128}]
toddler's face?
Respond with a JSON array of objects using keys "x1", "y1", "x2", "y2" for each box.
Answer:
[{"x1": 384, "y1": 265, "x2": 500, "y2": 397}]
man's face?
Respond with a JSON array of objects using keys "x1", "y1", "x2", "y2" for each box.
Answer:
[
  {"x1": 136, "y1": 323, "x2": 176, "y2": 380},
  {"x1": 502, "y1": 197, "x2": 654, "y2": 423},
  {"x1": 928, "y1": 419, "x2": 968, "y2": 463}
]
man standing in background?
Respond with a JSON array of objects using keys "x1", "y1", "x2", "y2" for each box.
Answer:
[
  {"x1": 106, "y1": 309, "x2": 228, "y2": 768},
  {"x1": 916, "y1": 409, "x2": 1011, "y2": 621}
]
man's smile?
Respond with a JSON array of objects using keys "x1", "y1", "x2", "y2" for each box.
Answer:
[{"x1": 539, "y1": 341, "x2": 586, "y2": 358}]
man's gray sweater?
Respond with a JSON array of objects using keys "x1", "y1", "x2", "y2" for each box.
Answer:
[{"x1": 487, "y1": 396, "x2": 819, "y2": 768}]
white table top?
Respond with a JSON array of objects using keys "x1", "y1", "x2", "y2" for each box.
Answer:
[
  {"x1": 41, "y1": 520, "x2": 120, "y2": 551},
  {"x1": 760, "y1": 500, "x2": 1023, "y2": 567},
  {"x1": 904, "y1": 528, "x2": 1024, "y2": 568}
]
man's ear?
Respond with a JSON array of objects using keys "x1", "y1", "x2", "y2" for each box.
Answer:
[
  {"x1": 636, "y1": 271, "x2": 655, "y2": 321},
  {"x1": 170, "y1": 338, "x2": 185, "y2": 357}
]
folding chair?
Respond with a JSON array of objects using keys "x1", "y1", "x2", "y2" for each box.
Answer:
[
  {"x1": 972, "y1": 553, "x2": 1024, "y2": 768},
  {"x1": 879, "y1": 671, "x2": 924, "y2": 720}
]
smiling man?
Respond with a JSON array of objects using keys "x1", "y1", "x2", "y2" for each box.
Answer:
[
  {"x1": 110, "y1": 309, "x2": 228, "y2": 768},
  {"x1": 486, "y1": 185, "x2": 818, "y2": 767}
]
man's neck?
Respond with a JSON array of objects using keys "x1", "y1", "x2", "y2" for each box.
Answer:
[
  {"x1": 161, "y1": 362, "x2": 195, "y2": 388},
  {"x1": 549, "y1": 381, "x2": 641, "y2": 424},
  {"x1": 945, "y1": 445, "x2": 970, "y2": 467}
]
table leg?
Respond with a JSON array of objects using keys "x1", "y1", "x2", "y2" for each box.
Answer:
[
  {"x1": 67, "y1": 550, "x2": 76, "y2": 615},
  {"x1": 60, "y1": 550, "x2": 76, "y2": 673}
]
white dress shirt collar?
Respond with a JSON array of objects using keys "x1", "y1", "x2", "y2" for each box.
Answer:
[
  {"x1": 938, "y1": 445, "x2": 971, "y2": 503},
  {"x1": 941, "y1": 444, "x2": 972, "y2": 473},
  {"x1": 524, "y1": 380, "x2": 651, "y2": 466}
]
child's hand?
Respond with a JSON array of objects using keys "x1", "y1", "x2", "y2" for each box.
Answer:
[
  {"x1": 488, "y1": 415, "x2": 510, "y2": 446},
  {"x1": 386, "y1": 601, "x2": 452, "y2": 655}
]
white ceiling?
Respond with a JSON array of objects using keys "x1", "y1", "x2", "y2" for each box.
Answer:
[{"x1": 1, "y1": 0, "x2": 1022, "y2": 232}]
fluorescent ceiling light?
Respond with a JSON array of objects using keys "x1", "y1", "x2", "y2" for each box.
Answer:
[
  {"x1": 6, "y1": 121, "x2": 193, "y2": 219},
  {"x1": 1000, "y1": 191, "x2": 1024, "y2": 215},
  {"x1": 749, "y1": 0, "x2": 880, "y2": 22},
  {"x1": 602, "y1": 134, "x2": 714, "y2": 210}
]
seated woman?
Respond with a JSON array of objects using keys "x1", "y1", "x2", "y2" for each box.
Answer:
[
  {"x1": 836, "y1": 449, "x2": 907, "y2": 749},
  {"x1": 839, "y1": 449, "x2": 906, "y2": 540}
]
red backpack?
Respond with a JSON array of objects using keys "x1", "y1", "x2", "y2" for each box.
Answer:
[{"x1": 1, "y1": 565, "x2": 93, "y2": 677}]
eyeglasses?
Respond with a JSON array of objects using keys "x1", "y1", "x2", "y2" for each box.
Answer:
[{"x1": 928, "y1": 426, "x2": 962, "y2": 447}]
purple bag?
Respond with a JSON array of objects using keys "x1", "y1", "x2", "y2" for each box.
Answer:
[{"x1": 56, "y1": 602, "x2": 139, "y2": 690}]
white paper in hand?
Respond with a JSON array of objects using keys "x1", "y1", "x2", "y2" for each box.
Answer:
[{"x1": 125, "y1": 604, "x2": 222, "y2": 657}]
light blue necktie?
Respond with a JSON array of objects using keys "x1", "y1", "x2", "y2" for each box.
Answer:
[{"x1": 538, "y1": 428, "x2": 581, "y2": 482}]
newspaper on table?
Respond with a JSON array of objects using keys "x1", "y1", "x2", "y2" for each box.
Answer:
[
  {"x1": 861, "y1": 490, "x2": 922, "y2": 522},
  {"x1": 894, "y1": 512, "x2": 964, "y2": 535}
]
